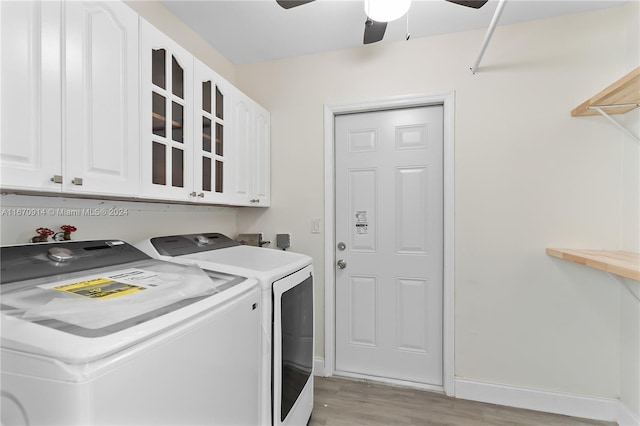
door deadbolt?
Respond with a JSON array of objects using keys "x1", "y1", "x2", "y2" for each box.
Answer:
[
  {"x1": 337, "y1": 242, "x2": 346, "y2": 251},
  {"x1": 337, "y1": 259, "x2": 347, "y2": 269}
]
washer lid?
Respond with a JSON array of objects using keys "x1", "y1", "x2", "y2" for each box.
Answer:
[
  {"x1": 1, "y1": 257, "x2": 250, "y2": 363},
  {"x1": 184, "y1": 245, "x2": 310, "y2": 273}
]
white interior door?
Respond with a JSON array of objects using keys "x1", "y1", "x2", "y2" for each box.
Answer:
[{"x1": 334, "y1": 106, "x2": 444, "y2": 386}]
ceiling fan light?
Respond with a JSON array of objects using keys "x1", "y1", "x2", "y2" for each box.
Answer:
[{"x1": 364, "y1": 0, "x2": 411, "y2": 23}]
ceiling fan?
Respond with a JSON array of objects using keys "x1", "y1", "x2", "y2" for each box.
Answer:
[{"x1": 276, "y1": 0, "x2": 489, "y2": 44}]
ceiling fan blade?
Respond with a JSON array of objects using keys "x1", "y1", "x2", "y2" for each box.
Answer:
[
  {"x1": 276, "y1": 0, "x2": 315, "y2": 9},
  {"x1": 444, "y1": 0, "x2": 489, "y2": 9},
  {"x1": 363, "y1": 18, "x2": 387, "y2": 44}
]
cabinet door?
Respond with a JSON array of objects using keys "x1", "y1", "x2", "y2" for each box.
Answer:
[
  {"x1": 140, "y1": 19, "x2": 193, "y2": 201},
  {"x1": 228, "y1": 89, "x2": 253, "y2": 206},
  {"x1": 252, "y1": 104, "x2": 271, "y2": 207},
  {"x1": 64, "y1": 1, "x2": 139, "y2": 196},
  {"x1": 193, "y1": 59, "x2": 230, "y2": 203},
  {"x1": 228, "y1": 89, "x2": 271, "y2": 207},
  {"x1": 0, "y1": 1, "x2": 62, "y2": 192}
]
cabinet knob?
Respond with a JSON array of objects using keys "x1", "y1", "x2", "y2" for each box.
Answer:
[
  {"x1": 189, "y1": 192, "x2": 197, "y2": 197},
  {"x1": 71, "y1": 177, "x2": 83, "y2": 186},
  {"x1": 51, "y1": 175, "x2": 63, "y2": 184},
  {"x1": 198, "y1": 192, "x2": 204, "y2": 198}
]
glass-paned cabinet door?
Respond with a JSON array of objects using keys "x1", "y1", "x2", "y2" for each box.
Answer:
[
  {"x1": 141, "y1": 19, "x2": 193, "y2": 200},
  {"x1": 194, "y1": 59, "x2": 228, "y2": 202}
]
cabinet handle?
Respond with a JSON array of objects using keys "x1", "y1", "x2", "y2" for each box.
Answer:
[
  {"x1": 71, "y1": 177, "x2": 83, "y2": 186},
  {"x1": 51, "y1": 175, "x2": 63, "y2": 184}
]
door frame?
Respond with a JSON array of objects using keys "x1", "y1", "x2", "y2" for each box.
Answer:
[{"x1": 323, "y1": 92, "x2": 455, "y2": 396}]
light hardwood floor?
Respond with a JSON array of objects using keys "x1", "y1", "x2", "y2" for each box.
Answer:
[{"x1": 309, "y1": 376, "x2": 616, "y2": 426}]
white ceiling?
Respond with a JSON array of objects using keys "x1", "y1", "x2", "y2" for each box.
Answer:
[{"x1": 160, "y1": 0, "x2": 627, "y2": 65}]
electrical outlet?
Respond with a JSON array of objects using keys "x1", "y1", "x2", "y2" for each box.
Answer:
[{"x1": 276, "y1": 234, "x2": 290, "y2": 250}]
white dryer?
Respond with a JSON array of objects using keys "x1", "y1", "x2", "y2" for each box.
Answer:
[
  {"x1": 1, "y1": 239, "x2": 261, "y2": 426},
  {"x1": 135, "y1": 233, "x2": 314, "y2": 426}
]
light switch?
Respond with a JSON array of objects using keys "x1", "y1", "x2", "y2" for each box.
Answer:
[{"x1": 311, "y1": 218, "x2": 321, "y2": 234}]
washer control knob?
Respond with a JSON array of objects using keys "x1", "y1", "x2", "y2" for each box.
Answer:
[
  {"x1": 195, "y1": 235, "x2": 210, "y2": 244},
  {"x1": 48, "y1": 247, "x2": 75, "y2": 263}
]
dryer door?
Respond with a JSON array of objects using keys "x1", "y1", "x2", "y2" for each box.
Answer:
[{"x1": 272, "y1": 265, "x2": 314, "y2": 426}]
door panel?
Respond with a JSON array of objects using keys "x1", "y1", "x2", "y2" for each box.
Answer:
[
  {"x1": 396, "y1": 166, "x2": 428, "y2": 254},
  {"x1": 335, "y1": 106, "x2": 443, "y2": 386},
  {"x1": 349, "y1": 275, "x2": 377, "y2": 346}
]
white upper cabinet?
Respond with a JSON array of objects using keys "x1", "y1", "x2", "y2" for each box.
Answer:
[
  {"x1": 1, "y1": 2, "x2": 270, "y2": 207},
  {"x1": 140, "y1": 18, "x2": 194, "y2": 201},
  {"x1": 1, "y1": 1, "x2": 62, "y2": 192},
  {"x1": 140, "y1": 20, "x2": 269, "y2": 207},
  {"x1": 0, "y1": 1, "x2": 139, "y2": 196},
  {"x1": 64, "y1": 1, "x2": 140, "y2": 196},
  {"x1": 228, "y1": 89, "x2": 271, "y2": 207}
]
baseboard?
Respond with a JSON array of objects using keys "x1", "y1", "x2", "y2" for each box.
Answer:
[
  {"x1": 455, "y1": 378, "x2": 620, "y2": 423},
  {"x1": 313, "y1": 362, "x2": 635, "y2": 425},
  {"x1": 617, "y1": 400, "x2": 640, "y2": 426}
]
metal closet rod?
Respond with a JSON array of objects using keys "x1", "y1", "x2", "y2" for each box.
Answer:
[
  {"x1": 588, "y1": 105, "x2": 640, "y2": 144},
  {"x1": 470, "y1": 0, "x2": 507, "y2": 74}
]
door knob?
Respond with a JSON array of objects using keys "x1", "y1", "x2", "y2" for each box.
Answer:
[{"x1": 337, "y1": 259, "x2": 347, "y2": 269}]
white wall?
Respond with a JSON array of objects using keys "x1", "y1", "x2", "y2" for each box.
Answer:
[
  {"x1": 619, "y1": 0, "x2": 640, "y2": 418},
  {"x1": 234, "y1": 2, "x2": 639, "y2": 409},
  {"x1": 0, "y1": 195, "x2": 237, "y2": 245}
]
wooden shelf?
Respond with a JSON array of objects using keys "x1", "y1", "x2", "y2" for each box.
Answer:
[
  {"x1": 546, "y1": 248, "x2": 640, "y2": 281},
  {"x1": 571, "y1": 67, "x2": 640, "y2": 117}
]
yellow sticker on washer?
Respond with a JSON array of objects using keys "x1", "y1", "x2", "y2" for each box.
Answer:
[{"x1": 54, "y1": 277, "x2": 145, "y2": 299}]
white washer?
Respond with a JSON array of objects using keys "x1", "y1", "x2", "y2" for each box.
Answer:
[
  {"x1": 135, "y1": 233, "x2": 314, "y2": 426},
  {"x1": 1, "y1": 239, "x2": 261, "y2": 426}
]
